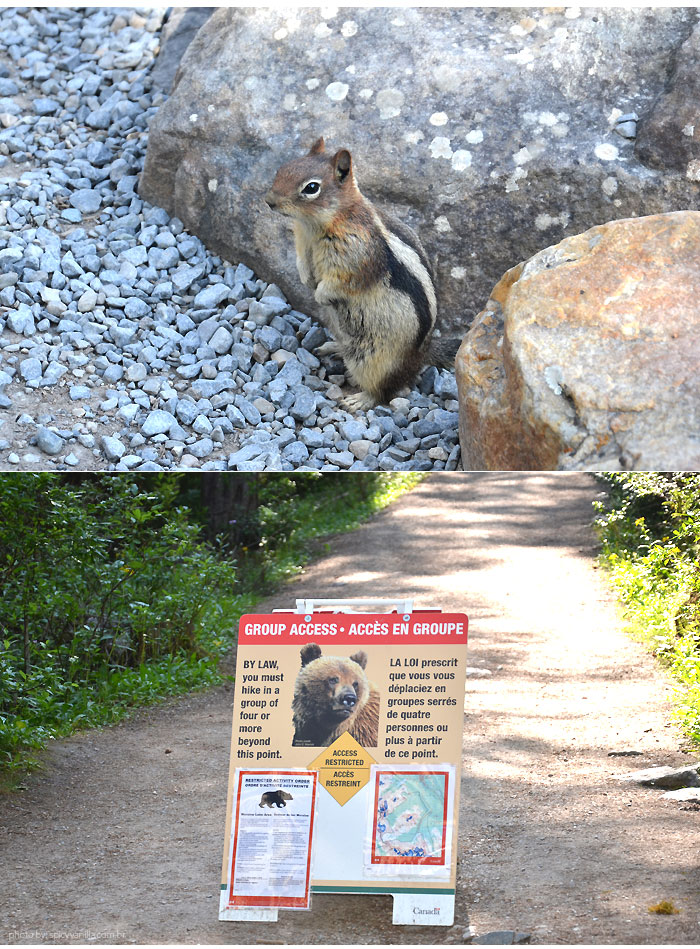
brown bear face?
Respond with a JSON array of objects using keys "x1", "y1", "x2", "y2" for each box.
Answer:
[
  {"x1": 292, "y1": 643, "x2": 372, "y2": 745},
  {"x1": 318, "y1": 661, "x2": 364, "y2": 721}
]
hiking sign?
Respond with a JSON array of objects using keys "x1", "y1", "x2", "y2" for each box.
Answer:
[{"x1": 220, "y1": 599, "x2": 468, "y2": 926}]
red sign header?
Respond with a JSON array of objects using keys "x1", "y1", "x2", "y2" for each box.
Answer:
[{"x1": 238, "y1": 612, "x2": 468, "y2": 646}]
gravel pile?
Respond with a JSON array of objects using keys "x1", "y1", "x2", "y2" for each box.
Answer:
[{"x1": 0, "y1": 6, "x2": 462, "y2": 472}]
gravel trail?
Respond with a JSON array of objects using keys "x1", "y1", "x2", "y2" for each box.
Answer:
[
  {"x1": 0, "y1": 6, "x2": 460, "y2": 473},
  {"x1": 1, "y1": 473, "x2": 698, "y2": 944}
]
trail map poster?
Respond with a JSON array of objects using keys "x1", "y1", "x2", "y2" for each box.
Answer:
[
  {"x1": 221, "y1": 610, "x2": 468, "y2": 921},
  {"x1": 369, "y1": 768, "x2": 452, "y2": 867}
]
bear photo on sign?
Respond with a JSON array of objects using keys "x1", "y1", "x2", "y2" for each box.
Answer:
[
  {"x1": 259, "y1": 789, "x2": 293, "y2": 808},
  {"x1": 292, "y1": 644, "x2": 380, "y2": 747}
]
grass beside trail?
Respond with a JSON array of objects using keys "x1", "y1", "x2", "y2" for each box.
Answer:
[
  {"x1": 1, "y1": 473, "x2": 424, "y2": 780},
  {"x1": 595, "y1": 474, "x2": 700, "y2": 749}
]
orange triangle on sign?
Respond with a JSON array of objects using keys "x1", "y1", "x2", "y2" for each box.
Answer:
[{"x1": 308, "y1": 732, "x2": 377, "y2": 805}]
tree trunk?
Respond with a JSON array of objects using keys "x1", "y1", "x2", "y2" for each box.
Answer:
[
  {"x1": 199, "y1": 474, "x2": 259, "y2": 548},
  {"x1": 23, "y1": 614, "x2": 30, "y2": 676}
]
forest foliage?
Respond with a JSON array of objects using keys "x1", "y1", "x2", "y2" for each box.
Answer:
[
  {"x1": 596, "y1": 473, "x2": 700, "y2": 745},
  {"x1": 0, "y1": 472, "x2": 422, "y2": 771}
]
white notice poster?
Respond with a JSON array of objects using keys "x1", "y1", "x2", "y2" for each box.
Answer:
[{"x1": 225, "y1": 769, "x2": 318, "y2": 910}]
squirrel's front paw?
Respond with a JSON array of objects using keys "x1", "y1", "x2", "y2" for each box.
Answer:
[
  {"x1": 316, "y1": 340, "x2": 343, "y2": 358},
  {"x1": 342, "y1": 390, "x2": 377, "y2": 413}
]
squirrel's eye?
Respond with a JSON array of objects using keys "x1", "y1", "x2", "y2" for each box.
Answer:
[{"x1": 301, "y1": 180, "x2": 321, "y2": 197}]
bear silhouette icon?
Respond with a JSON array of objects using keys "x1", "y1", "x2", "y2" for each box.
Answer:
[{"x1": 259, "y1": 789, "x2": 293, "y2": 808}]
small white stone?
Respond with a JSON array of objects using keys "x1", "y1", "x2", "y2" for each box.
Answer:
[
  {"x1": 404, "y1": 130, "x2": 424, "y2": 145},
  {"x1": 315, "y1": 22, "x2": 333, "y2": 39},
  {"x1": 189, "y1": 113, "x2": 198, "y2": 122},
  {"x1": 466, "y1": 129, "x2": 484, "y2": 144},
  {"x1": 274, "y1": 27, "x2": 288, "y2": 40},
  {"x1": 538, "y1": 111, "x2": 558, "y2": 127},
  {"x1": 306, "y1": 78, "x2": 320, "y2": 90},
  {"x1": 428, "y1": 446, "x2": 448, "y2": 461},
  {"x1": 513, "y1": 146, "x2": 532, "y2": 165},
  {"x1": 341, "y1": 20, "x2": 358, "y2": 37},
  {"x1": 345, "y1": 65, "x2": 356, "y2": 75},
  {"x1": 602, "y1": 176, "x2": 618, "y2": 196},
  {"x1": 207, "y1": 179, "x2": 218, "y2": 193},
  {"x1": 429, "y1": 111, "x2": 449, "y2": 126},
  {"x1": 435, "y1": 216, "x2": 451, "y2": 233},
  {"x1": 207, "y1": 104, "x2": 215, "y2": 113},
  {"x1": 326, "y1": 81, "x2": 349, "y2": 102},
  {"x1": 283, "y1": 93, "x2": 297, "y2": 111},
  {"x1": 565, "y1": 6, "x2": 581, "y2": 18},
  {"x1": 663, "y1": 787, "x2": 700, "y2": 801},
  {"x1": 359, "y1": 88, "x2": 373, "y2": 99},
  {"x1": 682, "y1": 124, "x2": 695, "y2": 137},
  {"x1": 450, "y1": 266, "x2": 466, "y2": 280},
  {"x1": 193, "y1": 414, "x2": 213, "y2": 436}
]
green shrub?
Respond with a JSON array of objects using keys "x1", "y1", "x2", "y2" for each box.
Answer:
[
  {"x1": 0, "y1": 475, "x2": 240, "y2": 768},
  {"x1": 0, "y1": 472, "x2": 424, "y2": 771},
  {"x1": 595, "y1": 474, "x2": 700, "y2": 744}
]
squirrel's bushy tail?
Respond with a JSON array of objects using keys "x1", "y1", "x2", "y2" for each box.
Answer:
[{"x1": 426, "y1": 336, "x2": 462, "y2": 369}]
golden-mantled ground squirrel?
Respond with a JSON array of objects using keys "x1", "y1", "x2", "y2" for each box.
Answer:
[{"x1": 265, "y1": 138, "x2": 459, "y2": 411}]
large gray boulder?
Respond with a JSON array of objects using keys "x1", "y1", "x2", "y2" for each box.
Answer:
[
  {"x1": 140, "y1": 7, "x2": 700, "y2": 337},
  {"x1": 635, "y1": 18, "x2": 700, "y2": 175},
  {"x1": 149, "y1": 7, "x2": 214, "y2": 93}
]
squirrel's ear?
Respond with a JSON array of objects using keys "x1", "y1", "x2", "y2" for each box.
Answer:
[
  {"x1": 300, "y1": 643, "x2": 322, "y2": 666},
  {"x1": 308, "y1": 137, "x2": 325, "y2": 156},
  {"x1": 333, "y1": 149, "x2": 352, "y2": 183}
]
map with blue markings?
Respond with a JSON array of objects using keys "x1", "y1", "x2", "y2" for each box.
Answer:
[{"x1": 373, "y1": 771, "x2": 447, "y2": 863}]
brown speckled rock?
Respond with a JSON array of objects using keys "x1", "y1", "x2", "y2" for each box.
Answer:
[
  {"x1": 140, "y1": 7, "x2": 700, "y2": 336},
  {"x1": 456, "y1": 211, "x2": 700, "y2": 471}
]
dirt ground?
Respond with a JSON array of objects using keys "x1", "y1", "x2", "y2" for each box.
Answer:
[{"x1": 1, "y1": 472, "x2": 698, "y2": 945}]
